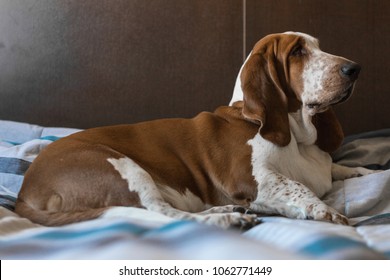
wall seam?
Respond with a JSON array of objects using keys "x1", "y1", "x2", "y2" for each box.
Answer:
[{"x1": 242, "y1": 0, "x2": 246, "y2": 62}]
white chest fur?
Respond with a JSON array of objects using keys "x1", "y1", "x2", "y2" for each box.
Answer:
[{"x1": 248, "y1": 110, "x2": 333, "y2": 198}]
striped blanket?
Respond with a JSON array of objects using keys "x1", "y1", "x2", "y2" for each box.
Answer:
[{"x1": 1, "y1": 120, "x2": 389, "y2": 259}]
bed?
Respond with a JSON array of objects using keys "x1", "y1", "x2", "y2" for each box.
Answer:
[
  {"x1": 1, "y1": 119, "x2": 389, "y2": 259},
  {"x1": 1, "y1": 0, "x2": 389, "y2": 262}
]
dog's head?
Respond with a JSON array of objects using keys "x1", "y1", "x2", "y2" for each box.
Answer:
[{"x1": 238, "y1": 32, "x2": 360, "y2": 152}]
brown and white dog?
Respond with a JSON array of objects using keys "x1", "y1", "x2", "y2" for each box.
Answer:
[{"x1": 15, "y1": 32, "x2": 374, "y2": 229}]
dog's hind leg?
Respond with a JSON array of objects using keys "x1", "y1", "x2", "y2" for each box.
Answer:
[{"x1": 106, "y1": 157, "x2": 258, "y2": 229}]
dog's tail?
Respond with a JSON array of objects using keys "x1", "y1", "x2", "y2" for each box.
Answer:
[{"x1": 14, "y1": 199, "x2": 108, "y2": 226}]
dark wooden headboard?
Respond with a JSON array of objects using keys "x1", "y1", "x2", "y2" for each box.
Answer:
[{"x1": 0, "y1": 0, "x2": 389, "y2": 135}]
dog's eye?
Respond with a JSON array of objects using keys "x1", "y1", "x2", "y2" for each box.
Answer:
[{"x1": 291, "y1": 45, "x2": 306, "y2": 57}]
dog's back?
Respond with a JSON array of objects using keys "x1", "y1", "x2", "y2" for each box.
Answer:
[{"x1": 15, "y1": 106, "x2": 260, "y2": 227}]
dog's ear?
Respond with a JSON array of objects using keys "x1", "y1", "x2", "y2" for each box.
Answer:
[
  {"x1": 240, "y1": 41, "x2": 290, "y2": 146},
  {"x1": 312, "y1": 108, "x2": 344, "y2": 153}
]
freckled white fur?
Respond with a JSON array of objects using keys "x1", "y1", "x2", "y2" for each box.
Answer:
[
  {"x1": 300, "y1": 41, "x2": 339, "y2": 110},
  {"x1": 247, "y1": 111, "x2": 332, "y2": 198},
  {"x1": 247, "y1": 126, "x2": 343, "y2": 221}
]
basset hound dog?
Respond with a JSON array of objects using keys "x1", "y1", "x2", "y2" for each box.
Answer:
[{"x1": 15, "y1": 32, "x2": 375, "y2": 229}]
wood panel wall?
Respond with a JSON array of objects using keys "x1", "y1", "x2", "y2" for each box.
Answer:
[
  {"x1": 245, "y1": 0, "x2": 390, "y2": 135},
  {"x1": 0, "y1": 0, "x2": 243, "y2": 128},
  {"x1": 0, "y1": 0, "x2": 389, "y2": 135}
]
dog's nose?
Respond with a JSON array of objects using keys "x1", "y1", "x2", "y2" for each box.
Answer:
[{"x1": 340, "y1": 63, "x2": 361, "y2": 80}]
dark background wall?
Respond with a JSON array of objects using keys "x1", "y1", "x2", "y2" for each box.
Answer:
[{"x1": 0, "y1": 0, "x2": 389, "y2": 135}]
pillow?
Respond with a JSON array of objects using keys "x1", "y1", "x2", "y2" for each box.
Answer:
[{"x1": 0, "y1": 120, "x2": 80, "y2": 210}]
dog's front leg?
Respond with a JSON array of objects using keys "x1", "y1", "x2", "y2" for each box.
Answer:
[{"x1": 250, "y1": 171, "x2": 348, "y2": 225}]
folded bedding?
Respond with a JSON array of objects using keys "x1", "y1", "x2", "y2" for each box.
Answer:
[{"x1": 1, "y1": 120, "x2": 389, "y2": 259}]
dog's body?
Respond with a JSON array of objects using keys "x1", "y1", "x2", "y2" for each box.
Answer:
[{"x1": 15, "y1": 32, "x2": 374, "y2": 228}]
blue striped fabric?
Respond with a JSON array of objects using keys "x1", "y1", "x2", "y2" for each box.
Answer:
[
  {"x1": 0, "y1": 127, "x2": 64, "y2": 209},
  {"x1": 0, "y1": 157, "x2": 31, "y2": 175},
  {"x1": 0, "y1": 194, "x2": 16, "y2": 211},
  {"x1": 1, "y1": 120, "x2": 390, "y2": 260},
  {"x1": 299, "y1": 236, "x2": 386, "y2": 259},
  {"x1": 354, "y1": 213, "x2": 390, "y2": 226},
  {"x1": 3, "y1": 135, "x2": 62, "y2": 146},
  {"x1": 1, "y1": 216, "x2": 389, "y2": 260},
  {"x1": 0, "y1": 219, "x2": 299, "y2": 259}
]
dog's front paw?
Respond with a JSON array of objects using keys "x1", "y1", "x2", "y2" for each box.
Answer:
[
  {"x1": 332, "y1": 164, "x2": 381, "y2": 180},
  {"x1": 347, "y1": 167, "x2": 380, "y2": 178},
  {"x1": 306, "y1": 203, "x2": 348, "y2": 225},
  {"x1": 230, "y1": 212, "x2": 261, "y2": 231},
  {"x1": 199, "y1": 212, "x2": 259, "y2": 230}
]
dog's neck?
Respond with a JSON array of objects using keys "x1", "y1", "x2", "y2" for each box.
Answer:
[{"x1": 288, "y1": 108, "x2": 317, "y2": 146}]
